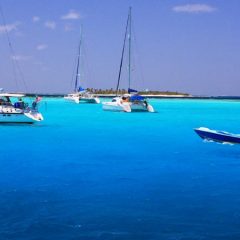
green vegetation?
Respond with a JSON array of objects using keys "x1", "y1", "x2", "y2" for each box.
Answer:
[{"x1": 87, "y1": 88, "x2": 190, "y2": 96}]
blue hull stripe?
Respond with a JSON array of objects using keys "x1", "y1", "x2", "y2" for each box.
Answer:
[{"x1": 195, "y1": 129, "x2": 240, "y2": 144}]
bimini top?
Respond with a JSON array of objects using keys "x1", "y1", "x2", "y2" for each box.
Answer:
[
  {"x1": 0, "y1": 93, "x2": 26, "y2": 97},
  {"x1": 128, "y1": 88, "x2": 138, "y2": 94}
]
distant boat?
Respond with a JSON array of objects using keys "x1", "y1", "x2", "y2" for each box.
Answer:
[
  {"x1": 102, "y1": 7, "x2": 154, "y2": 113},
  {"x1": 0, "y1": 93, "x2": 43, "y2": 124},
  {"x1": 194, "y1": 127, "x2": 240, "y2": 144},
  {"x1": 64, "y1": 27, "x2": 100, "y2": 104}
]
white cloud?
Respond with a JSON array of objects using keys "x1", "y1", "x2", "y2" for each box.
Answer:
[
  {"x1": 33, "y1": 16, "x2": 40, "y2": 22},
  {"x1": 61, "y1": 10, "x2": 81, "y2": 20},
  {"x1": 44, "y1": 21, "x2": 56, "y2": 30},
  {"x1": 36, "y1": 44, "x2": 48, "y2": 50},
  {"x1": 0, "y1": 22, "x2": 20, "y2": 34},
  {"x1": 11, "y1": 55, "x2": 31, "y2": 61},
  {"x1": 173, "y1": 4, "x2": 216, "y2": 13}
]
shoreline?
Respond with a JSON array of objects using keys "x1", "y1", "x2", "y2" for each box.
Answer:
[{"x1": 22, "y1": 93, "x2": 240, "y2": 100}]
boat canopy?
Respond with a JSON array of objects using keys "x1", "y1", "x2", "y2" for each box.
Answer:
[
  {"x1": 128, "y1": 88, "x2": 138, "y2": 94},
  {"x1": 0, "y1": 93, "x2": 25, "y2": 97},
  {"x1": 130, "y1": 95, "x2": 145, "y2": 101}
]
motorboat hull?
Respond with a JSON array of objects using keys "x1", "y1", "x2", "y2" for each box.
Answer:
[
  {"x1": 24, "y1": 111, "x2": 44, "y2": 122},
  {"x1": 0, "y1": 112, "x2": 43, "y2": 124},
  {"x1": 194, "y1": 127, "x2": 240, "y2": 144}
]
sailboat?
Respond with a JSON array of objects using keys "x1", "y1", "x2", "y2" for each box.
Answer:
[
  {"x1": 0, "y1": 92, "x2": 43, "y2": 123},
  {"x1": 0, "y1": 7, "x2": 44, "y2": 123},
  {"x1": 64, "y1": 27, "x2": 100, "y2": 104},
  {"x1": 102, "y1": 7, "x2": 154, "y2": 112}
]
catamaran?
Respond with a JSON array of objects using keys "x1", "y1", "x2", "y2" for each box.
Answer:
[
  {"x1": 0, "y1": 93, "x2": 43, "y2": 123},
  {"x1": 64, "y1": 27, "x2": 100, "y2": 104},
  {"x1": 102, "y1": 7, "x2": 154, "y2": 113}
]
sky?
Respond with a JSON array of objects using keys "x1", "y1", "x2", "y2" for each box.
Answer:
[{"x1": 0, "y1": 0, "x2": 240, "y2": 96}]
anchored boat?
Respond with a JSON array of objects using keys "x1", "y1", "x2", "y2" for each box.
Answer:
[
  {"x1": 64, "y1": 88, "x2": 100, "y2": 104},
  {"x1": 103, "y1": 89, "x2": 154, "y2": 112},
  {"x1": 194, "y1": 127, "x2": 240, "y2": 144},
  {"x1": 0, "y1": 93, "x2": 43, "y2": 124},
  {"x1": 102, "y1": 7, "x2": 154, "y2": 113},
  {"x1": 0, "y1": 6, "x2": 44, "y2": 124},
  {"x1": 64, "y1": 27, "x2": 100, "y2": 104}
]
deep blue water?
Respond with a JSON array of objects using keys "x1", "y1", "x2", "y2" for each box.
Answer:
[{"x1": 1, "y1": 98, "x2": 240, "y2": 240}]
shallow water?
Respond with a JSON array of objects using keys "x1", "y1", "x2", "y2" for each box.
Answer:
[{"x1": 1, "y1": 98, "x2": 240, "y2": 240}]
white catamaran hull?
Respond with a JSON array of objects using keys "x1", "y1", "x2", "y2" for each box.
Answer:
[
  {"x1": 80, "y1": 97, "x2": 100, "y2": 104},
  {"x1": 64, "y1": 95, "x2": 80, "y2": 104},
  {"x1": 102, "y1": 100, "x2": 154, "y2": 112},
  {"x1": 64, "y1": 94, "x2": 100, "y2": 104}
]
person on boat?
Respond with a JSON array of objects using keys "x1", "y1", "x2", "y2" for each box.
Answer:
[
  {"x1": 144, "y1": 100, "x2": 148, "y2": 107},
  {"x1": 1, "y1": 96, "x2": 12, "y2": 106},
  {"x1": 121, "y1": 96, "x2": 129, "y2": 102},
  {"x1": 0, "y1": 98, "x2": 4, "y2": 105},
  {"x1": 32, "y1": 100, "x2": 37, "y2": 110},
  {"x1": 14, "y1": 98, "x2": 25, "y2": 109},
  {"x1": 32, "y1": 96, "x2": 42, "y2": 110}
]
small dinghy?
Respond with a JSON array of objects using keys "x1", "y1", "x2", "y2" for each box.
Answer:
[{"x1": 194, "y1": 127, "x2": 240, "y2": 144}]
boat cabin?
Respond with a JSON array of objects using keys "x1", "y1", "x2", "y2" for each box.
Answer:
[{"x1": 0, "y1": 93, "x2": 26, "y2": 108}]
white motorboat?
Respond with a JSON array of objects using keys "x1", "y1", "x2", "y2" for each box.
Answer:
[
  {"x1": 0, "y1": 7, "x2": 44, "y2": 124},
  {"x1": 102, "y1": 7, "x2": 154, "y2": 113},
  {"x1": 0, "y1": 93, "x2": 43, "y2": 124},
  {"x1": 64, "y1": 26, "x2": 100, "y2": 104}
]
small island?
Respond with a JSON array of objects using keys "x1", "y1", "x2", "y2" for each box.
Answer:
[
  {"x1": 90, "y1": 88, "x2": 190, "y2": 97},
  {"x1": 24, "y1": 89, "x2": 191, "y2": 98}
]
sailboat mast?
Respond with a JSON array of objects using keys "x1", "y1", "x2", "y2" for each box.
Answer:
[
  {"x1": 74, "y1": 26, "x2": 82, "y2": 92},
  {"x1": 128, "y1": 7, "x2": 132, "y2": 89},
  {"x1": 116, "y1": 9, "x2": 130, "y2": 95}
]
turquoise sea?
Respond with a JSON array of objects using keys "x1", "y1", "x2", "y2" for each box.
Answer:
[{"x1": 1, "y1": 98, "x2": 240, "y2": 240}]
